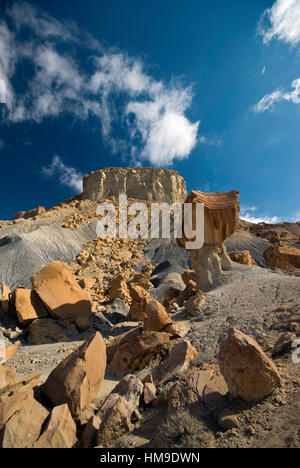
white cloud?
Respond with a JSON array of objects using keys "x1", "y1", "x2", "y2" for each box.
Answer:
[
  {"x1": 42, "y1": 155, "x2": 83, "y2": 192},
  {"x1": 253, "y1": 77, "x2": 300, "y2": 112},
  {"x1": 262, "y1": 66, "x2": 266, "y2": 75},
  {"x1": 0, "y1": 1, "x2": 201, "y2": 167},
  {"x1": 258, "y1": 0, "x2": 300, "y2": 46},
  {"x1": 240, "y1": 206, "x2": 281, "y2": 224}
]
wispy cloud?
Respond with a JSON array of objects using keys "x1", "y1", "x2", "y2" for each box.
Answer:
[
  {"x1": 258, "y1": 0, "x2": 300, "y2": 46},
  {"x1": 0, "y1": 1, "x2": 201, "y2": 167},
  {"x1": 240, "y1": 206, "x2": 281, "y2": 224},
  {"x1": 42, "y1": 155, "x2": 83, "y2": 192},
  {"x1": 253, "y1": 77, "x2": 300, "y2": 112}
]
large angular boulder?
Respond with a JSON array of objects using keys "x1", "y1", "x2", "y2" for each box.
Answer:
[
  {"x1": 14, "y1": 288, "x2": 48, "y2": 326},
  {"x1": 28, "y1": 318, "x2": 70, "y2": 345},
  {"x1": 107, "y1": 327, "x2": 171, "y2": 376},
  {"x1": 31, "y1": 261, "x2": 92, "y2": 320},
  {"x1": 108, "y1": 274, "x2": 131, "y2": 304},
  {"x1": 218, "y1": 328, "x2": 281, "y2": 402},
  {"x1": 0, "y1": 386, "x2": 48, "y2": 448},
  {"x1": 143, "y1": 300, "x2": 173, "y2": 332},
  {"x1": 229, "y1": 250, "x2": 256, "y2": 266},
  {"x1": 33, "y1": 404, "x2": 77, "y2": 448},
  {"x1": 128, "y1": 285, "x2": 151, "y2": 321},
  {"x1": 145, "y1": 340, "x2": 198, "y2": 386},
  {"x1": 42, "y1": 333, "x2": 106, "y2": 417}
]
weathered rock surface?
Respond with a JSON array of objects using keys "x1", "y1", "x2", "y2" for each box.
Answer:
[
  {"x1": 31, "y1": 261, "x2": 92, "y2": 320},
  {"x1": 218, "y1": 328, "x2": 281, "y2": 402},
  {"x1": 178, "y1": 190, "x2": 240, "y2": 291},
  {"x1": 128, "y1": 285, "x2": 151, "y2": 321},
  {"x1": 0, "y1": 386, "x2": 48, "y2": 448},
  {"x1": 42, "y1": 333, "x2": 106, "y2": 417},
  {"x1": 1, "y1": 283, "x2": 11, "y2": 313},
  {"x1": 147, "y1": 340, "x2": 198, "y2": 386},
  {"x1": 272, "y1": 332, "x2": 296, "y2": 357},
  {"x1": 82, "y1": 167, "x2": 187, "y2": 204},
  {"x1": 108, "y1": 274, "x2": 131, "y2": 304},
  {"x1": 107, "y1": 327, "x2": 171, "y2": 376},
  {"x1": 265, "y1": 245, "x2": 300, "y2": 270},
  {"x1": 96, "y1": 396, "x2": 132, "y2": 448},
  {"x1": 229, "y1": 250, "x2": 256, "y2": 266},
  {"x1": 33, "y1": 404, "x2": 77, "y2": 448},
  {"x1": 143, "y1": 300, "x2": 173, "y2": 332},
  {"x1": 28, "y1": 318, "x2": 71, "y2": 344},
  {"x1": 14, "y1": 288, "x2": 48, "y2": 325}
]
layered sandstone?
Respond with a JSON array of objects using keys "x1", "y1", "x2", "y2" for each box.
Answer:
[
  {"x1": 82, "y1": 167, "x2": 187, "y2": 204},
  {"x1": 178, "y1": 190, "x2": 240, "y2": 291}
]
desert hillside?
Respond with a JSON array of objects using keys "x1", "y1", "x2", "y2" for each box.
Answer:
[{"x1": 1, "y1": 167, "x2": 300, "y2": 449}]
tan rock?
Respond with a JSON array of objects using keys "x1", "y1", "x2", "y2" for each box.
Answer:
[
  {"x1": 109, "y1": 274, "x2": 131, "y2": 304},
  {"x1": 128, "y1": 284, "x2": 151, "y2": 321},
  {"x1": 107, "y1": 327, "x2": 171, "y2": 376},
  {"x1": 0, "y1": 386, "x2": 48, "y2": 448},
  {"x1": 81, "y1": 277, "x2": 96, "y2": 289},
  {"x1": 164, "y1": 321, "x2": 190, "y2": 338},
  {"x1": 218, "y1": 413, "x2": 239, "y2": 430},
  {"x1": 148, "y1": 340, "x2": 198, "y2": 386},
  {"x1": 96, "y1": 396, "x2": 132, "y2": 448},
  {"x1": 143, "y1": 300, "x2": 173, "y2": 332},
  {"x1": 182, "y1": 270, "x2": 197, "y2": 287},
  {"x1": 1, "y1": 284, "x2": 11, "y2": 313},
  {"x1": 271, "y1": 332, "x2": 296, "y2": 357},
  {"x1": 185, "y1": 292, "x2": 206, "y2": 316},
  {"x1": 132, "y1": 273, "x2": 152, "y2": 289},
  {"x1": 265, "y1": 245, "x2": 300, "y2": 270},
  {"x1": 28, "y1": 318, "x2": 70, "y2": 344},
  {"x1": 31, "y1": 261, "x2": 92, "y2": 320},
  {"x1": 167, "y1": 365, "x2": 214, "y2": 413},
  {"x1": 229, "y1": 250, "x2": 256, "y2": 266},
  {"x1": 98, "y1": 374, "x2": 143, "y2": 421},
  {"x1": 218, "y1": 328, "x2": 281, "y2": 402},
  {"x1": 14, "y1": 288, "x2": 48, "y2": 325},
  {"x1": 42, "y1": 332, "x2": 106, "y2": 417},
  {"x1": 178, "y1": 190, "x2": 240, "y2": 291},
  {"x1": 0, "y1": 373, "x2": 41, "y2": 402},
  {"x1": 5, "y1": 341, "x2": 20, "y2": 362},
  {"x1": 82, "y1": 167, "x2": 187, "y2": 204},
  {"x1": 33, "y1": 404, "x2": 77, "y2": 448},
  {"x1": 144, "y1": 382, "x2": 157, "y2": 404}
]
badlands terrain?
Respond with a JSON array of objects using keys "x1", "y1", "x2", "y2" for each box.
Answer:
[{"x1": 0, "y1": 167, "x2": 300, "y2": 448}]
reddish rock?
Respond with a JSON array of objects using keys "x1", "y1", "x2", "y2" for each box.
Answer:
[
  {"x1": 1, "y1": 284, "x2": 11, "y2": 313},
  {"x1": 218, "y1": 328, "x2": 281, "y2": 402},
  {"x1": 14, "y1": 288, "x2": 48, "y2": 325},
  {"x1": 33, "y1": 404, "x2": 77, "y2": 448},
  {"x1": 128, "y1": 285, "x2": 151, "y2": 321},
  {"x1": 107, "y1": 327, "x2": 171, "y2": 376},
  {"x1": 143, "y1": 300, "x2": 173, "y2": 332},
  {"x1": 31, "y1": 261, "x2": 92, "y2": 320},
  {"x1": 42, "y1": 332, "x2": 106, "y2": 417},
  {"x1": 229, "y1": 250, "x2": 256, "y2": 266},
  {"x1": 265, "y1": 245, "x2": 300, "y2": 270},
  {"x1": 0, "y1": 386, "x2": 48, "y2": 448}
]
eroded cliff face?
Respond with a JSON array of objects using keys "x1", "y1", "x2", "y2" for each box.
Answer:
[{"x1": 82, "y1": 167, "x2": 187, "y2": 204}]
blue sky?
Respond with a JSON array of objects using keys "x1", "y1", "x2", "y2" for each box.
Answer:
[{"x1": 0, "y1": 0, "x2": 299, "y2": 222}]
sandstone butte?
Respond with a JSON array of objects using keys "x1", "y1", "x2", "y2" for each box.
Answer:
[
  {"x1": 218, "y1": 328, "x2": 281, "y2": 402},
  {"x1": 30, "y1": 260, "x2": 91, "y2": 320},
  {"x1": 42, "y1": 332, "x2": 106, "y2": 418}
]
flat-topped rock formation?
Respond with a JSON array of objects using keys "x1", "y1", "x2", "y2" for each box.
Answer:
[{"x1": 82, "y1": 167, "x2": 187, "y2": 204}]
